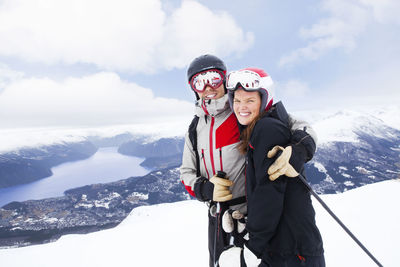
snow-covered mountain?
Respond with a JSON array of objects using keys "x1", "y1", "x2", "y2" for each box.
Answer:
[
  {"x1": 303, "y1": 106, "x2": 400, "y2": 193},
  {"x1": 0, "y1": 121, "x2": 189, "y2": 188},
  {"x1": 0, "y1": 105, "x2": 397, "y2": 153},
  {"x1": 0, "y1": 119, "x2": 191, "y2": 154},
  {"x1": 0, "y1": 179, "x2": 398, "y2": 267},
  {"x1": 0, "y1": 141, "x2": 97, "y2": 188},
  {"x1": 0, "y1": 105, "x2": 398, "y2": 249}
]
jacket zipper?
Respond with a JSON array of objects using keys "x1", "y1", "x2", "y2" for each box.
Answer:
[
  {"x1": 209, "y1": 116, "x2": 216, "y2": 175},
  {"x1": 219, "y1": 148, "x2": 223, "y2": 172},
  {"x1": 201, "y1": 149, "x2": 210, "y2": 179}
]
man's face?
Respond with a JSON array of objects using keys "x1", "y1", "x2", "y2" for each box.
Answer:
[
  {"x1": 197, "y1": 84, "x2": 225, "y2": 100},
  {"x1": 190, "y1": 69, "x2": 225, "y2": 100}
]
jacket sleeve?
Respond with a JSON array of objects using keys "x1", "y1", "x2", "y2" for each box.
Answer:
[
  {"x1": 287, "y1": 113, "x2": 318, "y2": 146},
  {"x1": 246, "y1": 118, "x2": 291, "y2": 258},
  {"x1": 179, "y1": 132, "x2": 214, "y2": 201},
  {"x1": 287, "y1": 113, "x2": 317, "y2": 171}
]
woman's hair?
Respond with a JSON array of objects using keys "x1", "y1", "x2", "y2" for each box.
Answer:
[{"x1": 237, "y1": 111, "x2": 267, "y2": 154}]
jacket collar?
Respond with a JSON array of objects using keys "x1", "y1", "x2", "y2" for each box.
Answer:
[{"x1": 195, "y1": 94, "x2": 230, "y2": 117}]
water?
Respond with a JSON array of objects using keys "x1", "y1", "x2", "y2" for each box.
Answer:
[{"x1": 0, "y1": 147, "x2": 150, "y2": 207}]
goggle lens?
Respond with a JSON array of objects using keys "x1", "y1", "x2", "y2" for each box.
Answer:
[
  {"x1": 190, "y1": 70, "x2": 224, "y2": 92},
  {"x1": 226, "y1": 70, "x2": 266, "y2": 91}
]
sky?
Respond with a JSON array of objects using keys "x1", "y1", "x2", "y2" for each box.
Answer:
[{"x1": 0, "y1": 0, "x2": 399, "y2": 129}]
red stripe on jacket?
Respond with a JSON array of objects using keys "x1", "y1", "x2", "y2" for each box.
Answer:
[
  {"x1": 216, "y1": 113, "x2": 240, "y2": 149},
  {"x1": 181, "y1": 180, "x2": 196, "y2": 197}
]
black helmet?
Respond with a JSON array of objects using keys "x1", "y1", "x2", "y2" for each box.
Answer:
[{"x1": 187, "y1": 54, "x2": 227, "y2": 82}]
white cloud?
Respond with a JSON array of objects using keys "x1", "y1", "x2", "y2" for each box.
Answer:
[
  {"x1": 159, "y1": 1, "x2": 254, "y2": 69},
  {"x1": 320, "y1": 62, "x2": 400, "y2": 106},
  {"x1": 277, "y1": 79, "x2": 310, "y2": 98},
  {"x1": 0, "y1": 63, "x2": 24, "y2": 91},
  {"x1": 0, "y1": 0, "x2": 253, "y2": 73},
  {"x1": 0, "y1": 72, "x2": 194, "y2": 128},
  {"x1": 273, "y1": 79, "x2": 312, "y2": 111},
  {"x1": 360, "y1": 0, "x2": 400, "y2": 25},
  {"x1": 278, "y1": 0, "x2": 400, "y2": 67}
]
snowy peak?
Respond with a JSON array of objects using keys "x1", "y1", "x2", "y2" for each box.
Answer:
[
  {"x1": 308, "y1": 106, "x2": 400, "y2": 144},
  {"x1": 305, "y1": 106, "x2": 400, "y2": 194}
]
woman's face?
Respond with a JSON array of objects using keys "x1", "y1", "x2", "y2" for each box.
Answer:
[{"x1": 233, "y1": 89, "x2": 261, "y2": 125}]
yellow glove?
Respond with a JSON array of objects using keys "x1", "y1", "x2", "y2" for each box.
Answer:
[
  {"x1": 267, "y1": 145, "x2": 299, "y2": 181},
  {"x1": 210, "y1": 175, "x2": 233, "y2": 202}
]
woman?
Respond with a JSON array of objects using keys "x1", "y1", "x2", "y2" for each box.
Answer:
[{"x1": 220, "y1": 67, "x2": 325, "y2": 267}]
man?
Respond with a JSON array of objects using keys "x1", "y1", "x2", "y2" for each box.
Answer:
[{"x1": 180, "y1": 55, "x2": 317, "y2": 267}]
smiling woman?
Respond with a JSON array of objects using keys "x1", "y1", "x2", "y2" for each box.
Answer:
[
  {"x1": 222, "y1": 67, "x2": 325, "y2": 267},
  {"x1": 232, "y1": 89, "x2": 261, "y2": 125}
]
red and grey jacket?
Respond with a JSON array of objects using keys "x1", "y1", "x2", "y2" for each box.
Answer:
[{"x1": 179, "y1": 95, "x2": 317, "y2": 214}]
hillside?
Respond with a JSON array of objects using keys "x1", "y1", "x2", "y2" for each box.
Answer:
[{"x1": 0, "y1": 180, "x2": 398, "y2": 267}]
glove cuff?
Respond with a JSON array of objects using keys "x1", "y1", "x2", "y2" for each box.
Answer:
[{"x1": 193, "y1": 177, "x2": 214, "y2": 202}]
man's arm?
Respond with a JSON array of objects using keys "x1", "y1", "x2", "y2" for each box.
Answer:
[
  {"x1": 288, "y1": 113, "x2": 317, "y2": 161},
  {"x1": 267, "y1": 114, "x2": 317, "y2": 180},
  {"x1": 180, "y1": 132, "x2": 210, "y2": 199},
  {"x1": 180, "y1": 133, "x2": 232, "y2": 202}
]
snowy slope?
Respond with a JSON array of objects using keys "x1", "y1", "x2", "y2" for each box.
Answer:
[{"x1": 0, "y1": 179, "x2": 398, "y2": 267}]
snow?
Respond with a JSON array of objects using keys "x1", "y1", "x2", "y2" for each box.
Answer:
[
  {"x1": 0, "y1": 180, "x2": 398, "y2": 267},
  {"x1": 0, "y1": 118, "x2": 191, "y2": 153},
  {"x1": 293, "y1": 104, "x2": 400, "y2": 144},
  {"x1": 356, "y1": 166, "x2": 372, "y2": 174},
  {"x1": 0, "y1": 104, "x2": 398, "y2": 152},
  {"x1": 313, "y1": 162, "x2": 328, "y2": 173},
  {"x1": 343, "y1": 180, "x2": 354, "y2": 186}
]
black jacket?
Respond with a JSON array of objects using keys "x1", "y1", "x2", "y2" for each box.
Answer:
[{"x1": 245, "y1": 111, "x2": 324, "y2": 260}]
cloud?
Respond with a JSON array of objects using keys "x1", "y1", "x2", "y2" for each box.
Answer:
[
  {"x1": 360, "y1": 0, "x2": 400, "y2": 25},
  {"x1": 0, "y1": 0, "x2": 253, "y2": 73},
  {"x1": 320, "y1": 62, "x2": 400, "y2": 106},
  {"x1": 159, "y1": 1, "x2": 254, "y2": 69},
  {"x1": 278, "y1": 0, "x2": 400, "y2": 67},
  {"x1": 272, "y1": 79, "x2": 312, "y2": 110},
  {"x1": 277, "y1": 79, "x2": 310, "y2": 98},
  {"x1": 0, "y1": 63, "x2": 24, "y2": 91},
  {"x1": 0, "y1": 72, "x2": 194, "y2": 128}
]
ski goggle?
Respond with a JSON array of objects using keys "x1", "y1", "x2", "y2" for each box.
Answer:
[
  {"x1": 189, "y1": 69, "x2": 225, "y2": 93},
  {"x1": 226, "y1": 69, "x2": 273, "y2": 91}
]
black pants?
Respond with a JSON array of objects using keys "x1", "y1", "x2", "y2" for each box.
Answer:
[
  {"x1": 208, "y1": 203, "x2": 247, "y2": 267},
  {"x1": 208, "y1": 206, "x2": 229, "y2": 267},
  {"x1": 260, "y1": 253, "x2": 326, "y2": 267}
]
